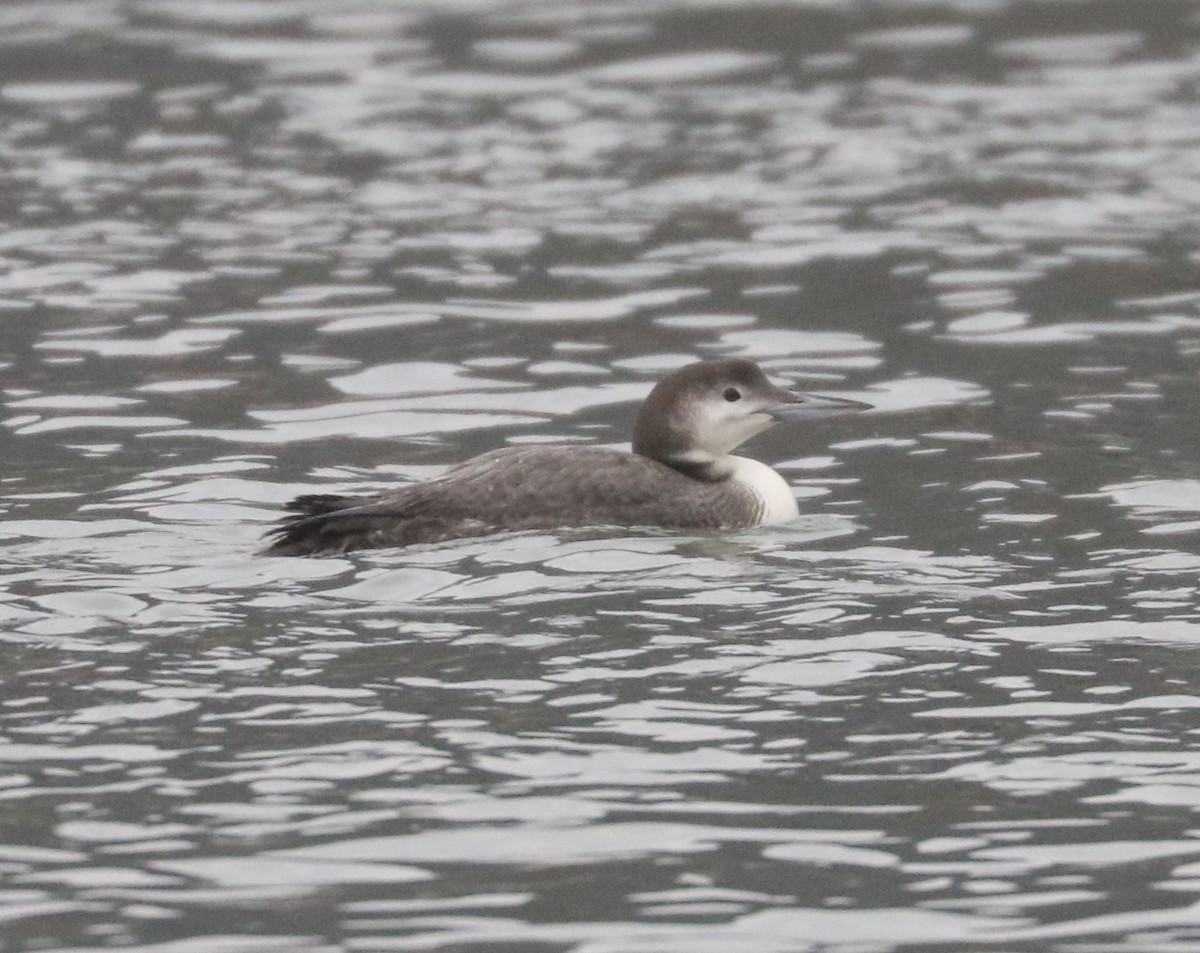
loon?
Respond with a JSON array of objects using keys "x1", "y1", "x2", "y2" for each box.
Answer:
[{"x1": 263, "y1": 358, "x2": 869, "y2": 556}]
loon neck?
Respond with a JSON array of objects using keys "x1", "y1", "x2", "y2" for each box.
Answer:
[
  {"x1": 648, "y1": 450, "x2": 800, "y2": 524},
  {"x1": 651, "y1": 451, "x2": 735, "y2": 483}
]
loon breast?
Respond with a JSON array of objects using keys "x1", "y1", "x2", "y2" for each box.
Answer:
[{"x1": 726, "y1": 455, "x2": 801, "y2": 524}]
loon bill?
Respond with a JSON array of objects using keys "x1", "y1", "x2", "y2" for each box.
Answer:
[{"x1": 263, "y1": 358, "x2": 870, "y2": 556}]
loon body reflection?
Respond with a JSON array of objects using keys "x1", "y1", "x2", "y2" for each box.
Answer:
[{"x1": 264, "y1": 358, "x2": 869, "y2": 556}]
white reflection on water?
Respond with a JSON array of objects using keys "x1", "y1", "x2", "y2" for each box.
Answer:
[{"x1": 340, "y1": 906, "x2": 1020, "y2": 952}]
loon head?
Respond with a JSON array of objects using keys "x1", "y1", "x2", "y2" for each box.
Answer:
[{"x1": 632, "y1": 358, "x2": 870, "y2": 479}]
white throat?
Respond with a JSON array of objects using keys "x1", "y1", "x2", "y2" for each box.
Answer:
[{"x1": 725, "y1": 455, "x2": 799, "y2": 525}]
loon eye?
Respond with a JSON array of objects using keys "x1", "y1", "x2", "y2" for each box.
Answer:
[{"x1": 723, "y1": 387, "x2": 741, "y2": 402}]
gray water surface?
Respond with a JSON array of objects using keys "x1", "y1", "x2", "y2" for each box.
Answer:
[{"x1": 4, "y1": 1, "x2": 1200, "y2": 951}]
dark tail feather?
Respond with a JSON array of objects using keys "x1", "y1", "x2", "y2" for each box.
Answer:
[
  {"x1": 262, "y1": 494, "x2": 372, "y2": 557},
  {"x1": 286, "y1": 494, "x2": 355, "y2": 517}
]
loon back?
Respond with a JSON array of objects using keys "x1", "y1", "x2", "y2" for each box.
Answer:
[{"x1": 263, "y1": 446, "x2": 760, "y2": 556}]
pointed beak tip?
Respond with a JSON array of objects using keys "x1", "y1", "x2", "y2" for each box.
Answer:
[{"x1": 770, "y1": 393, "x2": 873, "y2": 419}]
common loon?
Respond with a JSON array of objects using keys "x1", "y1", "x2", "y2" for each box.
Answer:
[{"x1": 264, "y1": 358, "x2": 869, "y2": 556}]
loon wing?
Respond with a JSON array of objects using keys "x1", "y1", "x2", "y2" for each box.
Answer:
[
  {"x1": 262, "y1": 488, "x2": 435, "y2": 556},
  {"x1": 436, "y1": 445, "x2": 750, "y2": 526},
  {"x1": 263, "y1": 445, "x2": 752, "y2": 556}
]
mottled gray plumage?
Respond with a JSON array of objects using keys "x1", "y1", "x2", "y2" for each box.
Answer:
[
  {"x1": 265, "y1": 445, "x2": 760, "y2": 556},
  {"x1": 263, "y1": 358, "x2": 869, "y2": 556}
]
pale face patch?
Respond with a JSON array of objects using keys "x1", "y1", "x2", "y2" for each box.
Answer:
[{"x1": 687, "y1": 398, "x2": 776, "y2": 459}]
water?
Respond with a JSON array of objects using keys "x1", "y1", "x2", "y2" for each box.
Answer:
[{"x1": 4, "y1": 0, "x2": 1200, "y2": 950}]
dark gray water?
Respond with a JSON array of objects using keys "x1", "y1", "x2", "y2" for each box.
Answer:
[{"x1": 4, "y1": 1, "x2": 1200, "y2": 950}]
